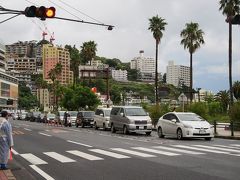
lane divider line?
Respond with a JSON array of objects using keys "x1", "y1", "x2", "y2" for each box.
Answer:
[
  {"x1": 39, "y1": 133, "x2": 52, "y2": 137},
  {"x1": 24, "y1": 128, "x2": 32, "y2": 131},
  {"x1": 67, "y1": 140, "x2": 92, "y2": 147}
]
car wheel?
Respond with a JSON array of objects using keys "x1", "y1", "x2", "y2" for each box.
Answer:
[
  {"x1": 123, "y1": 125, "x2": 128, "y2": 135},
  {"x1": 145, "y1": 132, "x2": 151, "y2": 136},
  {"x1": 81, "y1": 123, "x2": 84, "y2": 128},
  {"x1": 205, "y1": 137, "x2": 212, "y2": 141},
  {"x1": 177, "y1": 129, "x2": 183, "y2": 140},
  {"x1": 111, "y1": 124, "x2": 116, "y2": 133},
  {"x1": 103, "y1": 123, "x2": 106, "y2": 131},
  {"x1": 157, "y1": 127, "x2": 164, "y2": 138},
  {"x1": 94, "y1": 122, "x2": 98, "y2": 130}
]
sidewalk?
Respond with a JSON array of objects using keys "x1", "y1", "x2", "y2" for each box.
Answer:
[
  {"x1": 0, "y1": 169, "x2": 16, "y2": 180},
  {"x1": 215, "y1": 128, "x2": 240, "y2": 140}
]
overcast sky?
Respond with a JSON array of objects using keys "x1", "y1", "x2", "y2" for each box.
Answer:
[{"x1": 0, "y1": 0, "x2": 240, "y2": 93}]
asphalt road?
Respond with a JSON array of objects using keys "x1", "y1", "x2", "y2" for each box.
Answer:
[{"x1": 9, "y1": 120, "x2": 240, "y2": 180}]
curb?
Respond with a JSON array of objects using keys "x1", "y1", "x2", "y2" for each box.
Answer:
[{"x1": 214, "y1": 135, "x2": 240, "y2": 140}]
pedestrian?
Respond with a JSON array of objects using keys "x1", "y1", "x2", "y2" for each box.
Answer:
[
  {"x1": 64, "y1": 111, "x2": 68, "y2": 127},
  {"x1": 0, "y1": 111, "x2": 14, "y2": 170}
]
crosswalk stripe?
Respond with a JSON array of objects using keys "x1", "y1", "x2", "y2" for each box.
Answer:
[
  {"x1": 230, "y1": 144, "x2": 240, "y2": 147},
  {"x1": 132, "y1": 147, "x2": 180, "y2": 156},
  {"x1": 172, "y1": 145, "x2": 230, "y2": 154},
  {"x1": 43, "y1": 152, "x2": 76, "y2": 163},
  {"x1": 111, "y1": 148, "x2": 156, "y2": 157},
  {"x1": 89, "y1": 149, "x2": 130, "y2": 159},
  {"x1": 11, "y1": 149, "x2": 19, "y2": 155},
  {"x1": 213, "y1": 145, "x2": 240, "y2": 150},
  {"x1": 20, "y1": 153, "x2": 48, "y2": 165},
  {"x1": 193, "y1": 145, "x2": 240, "y2": 153},
  {"x1": 67, "y1": 150, "x2": 103, "y2": 161},
  {"x1": 30, "y1": 165, "x2": 55, "y2": 180},
  {"x1": 153, "y1": 146, "x2": 205, "y2": 155}
]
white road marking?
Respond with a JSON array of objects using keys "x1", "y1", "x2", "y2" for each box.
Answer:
[
  {"x1": 193, "y1": 145, "x2": 240, "y2": 153},
  {"x1": 11, "y1": 149, "x2": 19, "y2": 155},
  {"x1": 213, "y1": 144, "x2": 240, "y2": 150},
  {"x1": 39, "y1": 132, "x2": 52, "y2": 137},
  {"x1": 24, "y1": 128, "x2": 32, "y2": 131},
  {"x1": 43, "y1": 152, "x2": 76, "y2": 163},
  {"x1": 111, "y1": 148, "x2": 156, "y2": 157},
  {"x1": 172, "y1": 145, "x2": 230, "y2": 154},
  {"x1": 67, "y1": 140, "x2": 92, "y2": 147},
  {"x1": 153, "y1": 146, "x2": 205, "y2": 155},
  {"x1": 30, "y1": 165, "x2": 55, "y2": 180},
  {"x1": 89, "y1": 149, "x2": 130, "y2": 159},
  {"x1": 20, "y1": 153, "x2": 48, "y2": 165},
  {"x1": 67, "y1": 150, "x2": 103, "y2": 161},
  {"x1": 132, "y1": 147, "x2": 180, "y2": 156},
  {"x1": 230, "y1": 144, "x2": 240, "y2": 147}
]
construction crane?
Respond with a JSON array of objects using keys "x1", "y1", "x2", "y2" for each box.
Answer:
[
  {"x1": 50, "y1": 32, "x2": 55, "y2": 44},
  {"x1": 42, "y1": 28, "x2": 48, "y2": 40}
]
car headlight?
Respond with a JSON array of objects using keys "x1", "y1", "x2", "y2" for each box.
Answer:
[
  {"x1": 184, "y1": 124, "x2": 193, "y2": 128},
  {"x1": 147, "y1": 119, "x2": 152, "y2": 123}
]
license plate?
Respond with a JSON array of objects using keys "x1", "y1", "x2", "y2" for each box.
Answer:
[
  {"x1": 199, "y1": 129, "x2": 206, "y2": 134},
  {"x1": 139, "y1": 126, "x2": 144, "y2": 130}
]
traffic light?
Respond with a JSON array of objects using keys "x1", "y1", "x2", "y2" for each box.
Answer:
[{"x1": 24, "y1": 6, "x2": 56, "y2": 20}]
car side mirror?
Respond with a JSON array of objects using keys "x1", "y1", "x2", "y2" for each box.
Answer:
[
  {"x1": 171, "y1": 119, "x2": 177, "y2": 123},
  {"x1": 120, "y1": 112, "x2": 125, "y2": 117},
  {"x1": 146, "y1": 112, "x2": 149, "y2": 116},
  {"x1": 100, "y1": 113, "x2": 104, "y2": 117}
]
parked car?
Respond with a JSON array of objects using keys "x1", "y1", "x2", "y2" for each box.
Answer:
[
  {"x1": 47, "y1": 113, "x2": 56, "y2": 124},
  {"x1": 156, "y1": 112, "x2": 214, "y2": 140},
  {"x1": 94, "y1": 108, "x2": 112, "y2": 130},
  {"x1": 17, "y1": 111, "x2": 28, "y2": 120},
  {"x1": 68, "y1": 111, "x2": 78, "y2": 126},
  {"x1": 109, "y1": 106, "x2": 152, "y2": 135},
  {"x1": 76, "y1": 111, "x2": 95, "y2": 128},
  {"x1": 29, "y1": 112, "x2": 41, "y2": 122}
]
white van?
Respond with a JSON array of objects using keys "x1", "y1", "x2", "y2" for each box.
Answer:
[
  {"x1": 110, "y1": 106, "x2": 152, "y2": 135},
  {"x1": 94, "y1": 108, "x2": 112, "y2": 130}
]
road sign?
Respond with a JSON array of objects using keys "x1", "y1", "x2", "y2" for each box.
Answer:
[{"x1": 178, "y1": 93, "x2": 187, "y2": 102}]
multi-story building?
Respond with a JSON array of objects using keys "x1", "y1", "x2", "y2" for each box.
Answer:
[
  {"x1": 42, "y1": 44, "x2": 73, "y2": 85},
  {"x1": 166, "y1": 61, "x2": 190, "y2": 87},
  {"x1": 194, "y1": 89, "x2": 214, "y2": 102},
  {"x1": 0, "y1": 42, "x2": 18, "y2": 110},
  {"x1": 36, "y1": 88, "x2": 50, "y2": 112},
  {"x1": 6, "y1": 57, "x2": 37, "y2": 74},
  {"x1": 112, "y1": 69, "x2": 128, "y2": 82},
  {"x1": 130, "y1": 50, "x2": 155, "y2": 81}
]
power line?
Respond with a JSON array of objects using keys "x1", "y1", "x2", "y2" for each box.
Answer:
[{"x1": 55, "y1": 0, "x2": 104, "y2": 24}]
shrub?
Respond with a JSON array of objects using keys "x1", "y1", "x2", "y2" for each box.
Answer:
[
  {"x1": 229, "y1": 102, "x2": 240, "y2": 123},
  {"x1": 187, "y1": 102, "x2": 208, "y2": 119},
  {"x1": 147, "y1": 104, "x2": 170, "y2": 126}
]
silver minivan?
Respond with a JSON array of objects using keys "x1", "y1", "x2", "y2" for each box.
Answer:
[
  {"x1": 94, "y1": 108, "x2": 112, "y2": 131},
  {"x1": 110, "y1": 106, "x2": 152, "y2": 135}
]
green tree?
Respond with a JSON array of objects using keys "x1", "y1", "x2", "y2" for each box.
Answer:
[
  {"x1": 180, "y1": 22, "x2": 205, "y2": 102},
  {"x1": 219, "y1": 0, "x2": 240, "y2": 105},
  {"x1": 148, "y1": 15, "x2": 167, "y2": 105},
  {"x1": 233, "y1": 81, "x2": 240, "y2": 100},
  {"x1": 60, "y1": 85, "x2": 100, "y2": 110},
  {"x1": 65, "y1": 45, "x2": 81, "y2": 84},
  {"x1": 215, "y1": 90, "x2": 230, "y2": 112},
  {"x1": 80, "y1": 41, "x2": 97, "y2": 65}
]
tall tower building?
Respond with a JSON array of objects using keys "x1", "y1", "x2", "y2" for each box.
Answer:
[
  {"x1": 166, "y1": 61, "x2": 190, "y2": 87},
  {"x1": 42, "y1": 44, "x2": 73, "y2": 85},
  {"x1": 130, "y1": 50, "x2": 155, "y2": 81}
]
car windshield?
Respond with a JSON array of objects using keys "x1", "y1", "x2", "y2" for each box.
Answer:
[
  {"x1": 69, "y1": 111, "x2": 78, "y2": 116},
  {"x1": 104, "y1": 110, "x2": 111, "y2": 117},
  {"x1": 83, "y1": 112, "x2": 94, "y2": 117},
  {"x1": 59, "y1": 111, "x2": 65, "y2": 116},
  {"x1": 47, "y1": 114, "x2": 55, "y2": 118},
  {"x1": 177, "y1": 114, "x2": 205, "y2": 121},
  {"x1": 125, "y1": 108, "x2": 147, "y2": 116}
]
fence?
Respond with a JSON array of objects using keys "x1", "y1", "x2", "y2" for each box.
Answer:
[{"x1": 213, "y1": 120, "x2": 240, "y2": 137}]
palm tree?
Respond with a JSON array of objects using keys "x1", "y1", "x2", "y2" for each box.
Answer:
[
  {"x1": 80, "y1": 41, "x2": 97, "y2": 65},
  {"x1": 148, "y1": 15, "x2": 167, "y2": 105},
  {"x1": 48, "y1": 63, "x2": 62, "y2": 111},
  {"x1": 215, "y1": 90, "x2": 230, "y2": 112},
  {"x1": 180, "y1": 22, "x2": 205, "y2": 102},
  {"x1": 233, "y1": 81, "x2": 240, "y2": 100},
  {"x1": 219, "y1": 0, "x2": 240, "y2": 105}
]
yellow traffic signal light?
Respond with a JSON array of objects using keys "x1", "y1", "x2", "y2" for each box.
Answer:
[{"x1": 24, "y1": 6, "x2": 56, "y2": 20}]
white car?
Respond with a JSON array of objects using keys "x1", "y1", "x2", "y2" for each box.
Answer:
[
  {"x1": 156, "y1": 112, "x2": 214, "y2": 140},
  {"x1": 94, "y1": 108, "x2": 112, "y2": 130}
]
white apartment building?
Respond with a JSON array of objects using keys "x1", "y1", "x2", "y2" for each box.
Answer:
[
  {"x1": 194, "y1": 89, "x2": 214, "y2": 102},
  {"x1": 131, "y1": 50, "x2": 155, "y2": 81},
  {"x1": 112, "y1": 69, "x2": 128, "y2": 82},
  {"x1": 166, "y1": 61, "x2": 190, "y2": 87}
]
